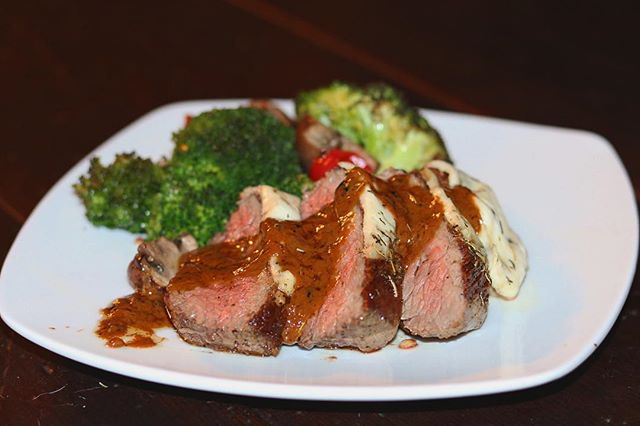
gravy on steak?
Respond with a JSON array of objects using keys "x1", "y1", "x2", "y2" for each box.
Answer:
[{"x1": 96, "y1": 166, "x2": 484, "y2": 350}]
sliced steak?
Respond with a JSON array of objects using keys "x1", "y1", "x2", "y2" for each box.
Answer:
[
  {"x1": 382, "y1": 171, "x2": 490, "y2": 339},
  {"x1": 297, "y1": 205, "x2": 402, "y2": 351},
  {"x1": 211, "y1": 185, "x2": 300, "y2": 244},
  {"x1": 166, "y1": 168, "x2": 402, "y2": 355},
  {"x1": 424, "y1": 160, "x2": 528, "y2": 299},
  {"x1": 163, "y1": 166, "x2": 492, "y2": 357},
  {"x1": 400, "y1": 221, "x2": 489, "y2": 338},
  {"x1": 166, "y1": 269, "x2": 284, "y2": 356},
  {"x1": 167, "y1": 224, "x2": 291, "y2": 356},
  {"x1": 128, "y1": 234, "x2": 198, "y2": 292},
  {"x1": 300, "y1": 166, "x2": 346, "y2": 219}
]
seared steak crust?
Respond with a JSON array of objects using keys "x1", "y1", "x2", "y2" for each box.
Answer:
[
  {"x1": 249, "y1": 297, "x2": 286, "y2": 346},
  {"x1": 363, "y1": 258, "x2": 403, "y2": 324},
  {"x1": 400, "y1": 221, "x2": 489, "y2": 339},
  {"x1": 457, "y1": 234, "x2": 490, "y2": 330}
]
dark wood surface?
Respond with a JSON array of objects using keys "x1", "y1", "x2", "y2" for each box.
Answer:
[{"x1": 1, "y1": 1, "x2": 638, "y2": 424}]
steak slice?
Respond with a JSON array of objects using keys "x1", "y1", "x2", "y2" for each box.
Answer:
[
  {"x1": 425, "y1": 160, "x2": 528, "y2": 299},
  {"x1": 383, "y1": 171, "x2": 490, "y2": 339},
  {"x1": 128, "y1": 234, "x2": 198, "y2": 292},
  {"x1": 166, "y1": 186, "x2": 301, "y2": 356},
  {"x1": 300, "y1": 166, "x2": 346, "y2": 219},
  {"x1": 296, "y1": 173, "x2": 403, "y2": 351},
  {"x1": 166, "y1": 270, "x2": 284, "y2": 356},
  {"x1": 211, "y1": 185, "x2": 300, "y2": 244},
  {"x1": 400, "y1": 221, "x2": 489, "y2": 338},
  {"x1": 297, "y1": 210, "x2": 402, "y2": 351},
  {"x1": 166, "y1": 188, "x2": 298, "y2": 356}
]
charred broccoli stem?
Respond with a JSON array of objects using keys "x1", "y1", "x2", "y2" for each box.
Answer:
[
  {"x1": 73, "y1": 153, "x2": 164, "y2": 233},
  {"x1": 296, "y1": 82, "x2": 450, "y2": 171}
]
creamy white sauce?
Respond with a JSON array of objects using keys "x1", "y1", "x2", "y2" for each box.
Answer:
[
  {"x1": 257, "y1": 187, "x2": 300, "y2": 298},
  {"x1": 254, "y1": 186, "x2": 301, "y2": 222},
  {"x1": 420, "y1": 167, "x2": 487, "y2": 261},
  {"x1": 269, "y1": 255, "x2": 296, "y2": 296},
  {"x1": 424, "y1": 160, "x2": 528, "y2": 299},
  {"x1": 360, "y1": 185, "x2": 396, "y2": 259}
]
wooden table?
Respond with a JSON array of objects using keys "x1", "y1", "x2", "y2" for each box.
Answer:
[{"x1": 1, "y1": 2, "x2": 638, "y2": 424}]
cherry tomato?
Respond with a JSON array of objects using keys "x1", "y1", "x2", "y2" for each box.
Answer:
[{"x1": 309, "y1": 149, "x2": 373, "y2": 181}]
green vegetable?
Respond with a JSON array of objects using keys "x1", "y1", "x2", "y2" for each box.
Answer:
[
  {"x1": 296, "y1": 81, "x2": 449, "y2": 171},
  {"x1": 74, "y1": 107, "x2": 308, "y2": 245},
  {"x1": 73, "y1": 153, "x2": 164, "y2": 233}
]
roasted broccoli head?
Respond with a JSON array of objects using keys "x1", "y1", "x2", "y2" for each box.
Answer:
[
  {"x1": 73, "y1": 153, "x2": 164, "y2": 233},
  {"x1": 146, "y1": 107, "x2": 308, "y2": 244},
  {"x1": 74, "y1": 107, "x2": 308, "y2": 245},
  {"x1": 296, "y1": 81, "x2": 449, "y2": 171}
]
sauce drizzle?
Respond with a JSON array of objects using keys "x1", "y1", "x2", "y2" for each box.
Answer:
[
  {"x1": 445, "y1": 185, "x2": 482, "y2": 233},
  {"x1": 96, "y1": 287, "x2": 171, "y2": 348}
]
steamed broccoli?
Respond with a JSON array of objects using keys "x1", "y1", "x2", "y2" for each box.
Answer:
[
  {"x1": 296, "y1": 82, "x2": 449, "y2": 171},
  {"x1": 75, "y1": 107, "x2": 307, "y2": 245},
  {"x1": 73, "y1": 153, "x2": 164, "y2": 233}
]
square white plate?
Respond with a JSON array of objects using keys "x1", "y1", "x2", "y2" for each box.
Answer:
[{"x1": 0, "y1": 100, "x2": 637, "y2": 401}]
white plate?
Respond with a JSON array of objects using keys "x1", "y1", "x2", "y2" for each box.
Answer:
[{"x1": 0, "y1": 100, "x2": 637, "y2": 401}]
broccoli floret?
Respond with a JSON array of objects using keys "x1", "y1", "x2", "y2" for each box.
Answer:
[
  {"x1": 73, "y1": 153, "x2": 164, "y2": 233},
  {"x1": 146, "y1": 107, "x2": 308, "y2": 244},
  {"x1": 74, "y1": 108, "x2": 308, "y2": 245},
  {"x1": 296, "y1": 82, "x2": 449, "y2": 171}
]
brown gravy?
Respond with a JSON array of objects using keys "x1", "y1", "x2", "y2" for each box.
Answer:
[
  {"x1": 445, "y1": 185, "x2": 482, "y2": 233},
  {"x1": 384, "y1": 174, "x2": 443, "y2": 264},
  {"x1": 96, "y1": 287, "x2": 171, "y2": 348}
]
